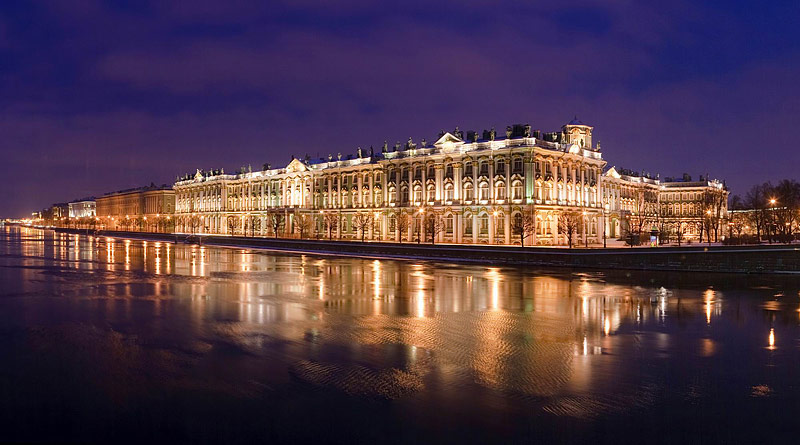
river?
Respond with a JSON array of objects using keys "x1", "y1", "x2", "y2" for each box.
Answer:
[{"x1": 1, "y1": 225, "x2": 799, "y2": 444}]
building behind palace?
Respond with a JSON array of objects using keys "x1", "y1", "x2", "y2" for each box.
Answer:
[
  {"x1": 95, "y1": 184, "x2": 175, "y2": 232},
  {"x1": 173, "y1": 119, "x2": 729, "y2": 245}
]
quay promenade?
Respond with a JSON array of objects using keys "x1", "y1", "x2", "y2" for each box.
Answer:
[{"x1": 51, "y1": 227, "x2": 800, "y2": 274}]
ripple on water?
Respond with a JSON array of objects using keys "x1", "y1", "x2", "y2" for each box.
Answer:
[{"x1": 289, "y1": 356, "x2": 429, "y2": 400}]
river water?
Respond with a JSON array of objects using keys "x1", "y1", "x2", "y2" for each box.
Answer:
[{"x1": 1, "y1": 226, "x2": 800, "y2": 444}]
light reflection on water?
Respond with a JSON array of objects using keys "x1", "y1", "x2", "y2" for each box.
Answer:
[{"x1": 2, "y1": 226, "x2": 800, "y2": 443}]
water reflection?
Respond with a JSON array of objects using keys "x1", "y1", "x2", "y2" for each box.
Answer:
[{"x1": 3, "y1": 226, "x2": 800, "y2": 443}]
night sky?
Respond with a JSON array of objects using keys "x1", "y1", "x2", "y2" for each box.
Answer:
[{"x1": 1, "y1": 1, "x2": 799, "y2": 217}]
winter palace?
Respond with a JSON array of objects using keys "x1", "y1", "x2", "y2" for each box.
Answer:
[{"x1": 172, "y1": 119, "x2": 728, "y2": 245}]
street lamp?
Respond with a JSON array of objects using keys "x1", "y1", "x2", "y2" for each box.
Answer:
[
  {"x1": 582, "y1": 211, "x2": 588, "y2": 248},
  {"x1": 768, "y1": 198, "x2": 777, "y2": 243},
  {"x1": 603, "y1": 201, "x2": 609, "y2": 248},
  {"x1": 417, "y1": 206, "x2": 425, "y2": 243},
  {"x1": 492, "y1": 210, "x2": 498, "y2": 243}
]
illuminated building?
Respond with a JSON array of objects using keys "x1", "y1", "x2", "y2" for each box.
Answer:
[
  {"x1": 96, "y1": 185, "x2": 175, "y2": 232},
  {"x1": 174, "y1": 118, "x2": 727, "y2": 245},
  {"x1": 68, "y1": 198, "x2": 96, "y2": 218},
  {"x1": 603, "y1": 169, "x2": 729, "y2": 242}
]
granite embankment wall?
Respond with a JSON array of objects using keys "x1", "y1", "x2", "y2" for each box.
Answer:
[{"x1": 53, "y1": 228, "x2": 800, "y2": 274}]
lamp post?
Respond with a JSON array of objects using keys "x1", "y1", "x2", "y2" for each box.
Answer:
[
  {"x1": 417, "y1": 206, "x2": 425, "y2": 244},
  {"x1": 374, "y1": 211, "x2": 381, "y2": 241},
  {"x1": 769, "y1": 198, "x2": 777, "y2": 244},
  {"x1": 492, "y1": 210, "x2": 498, "y2": 244},
  {"x1": 582, "y1": 211, "x2": 588, "y2": 248},
  {"x1": 603, "y1": 201, "x2": 609, "y2": 248}
]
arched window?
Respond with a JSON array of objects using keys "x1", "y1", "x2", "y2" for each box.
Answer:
[
  {"x1": 445, "y1": 184, "x2": 454, "y2": 202},
  {"x1": 512, "y1": 181, "x2": 523, "y2": 200},
  {"x1": 513, "y1": 158, "x2": 523, "y2": 173},
  {"x1": 496, "y1": 160, "x2": 506, "y2": 176},
  {"x1": 413, "y1": 185, "x2": 423, "y2": 204},
  {"x1": 465, "y1": 214, "x2": 473, "y2": 235},
  {"x1": 479, "y1": 214, "x2": 489, "y2": 234},
  {"x1": 426, "y1": 184, "x2": 435, "y2": 203},
  {"x1": 495, "y1": 182, "x2": 506, "y2": 201},
  {"x1": 464, "y1": 183, "x2": 473, "y2": 201},
  {"x1": 479, "y1": 182, "x2": 489, "y2": 201},
  {"x1": 495, "y1": 214, "x2": 505, "y2": 236}
]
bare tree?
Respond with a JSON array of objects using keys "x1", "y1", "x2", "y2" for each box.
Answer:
[
  {"x1": 423, "y1": 209, "x2": 446, "y2": 244},
  {"x1": 631, "y1": 186, "x2": 653, "y2": 236},
  {"x1": 729, "y1": 212, "x2": 747, "y2": 243},
  {"x1": 654, "y1": 202, "x2": 670, "y2": 245},
  {"x1": 186, "y1": 214, "x2": 201, "y2": 234},
  {"x1": 673, "y1": 221, "x2": 687, "y2": 246},
  {"x1": 392, "y1": 210, "x2": 410, "y2": 243},
  {"x1": 322, "y1": 211, "x2": 340, "y2": 240},
  {"x1": 703, "y1": 189, "x2": 727, "y2": 242},
  {"x1": 743, "y1": 182, "x2": 770, "y2": 242},
  {"x1": 295, "y1": 213, "x2": 313, "y2": 239},
  {"x1": 557, "y1": 211, "x2": 583, "y2": 248},
  {"x1": 267, "y1": 211, "x2": 285, "y2": 238},
  {"x1": 352, "y1": 212, "x2": 373, "y2": 242},
  {"x1": 226, "y1": 215, "x2": 239, "y2": 235},
  {"x1": 772, "y1": 179, "x2": 800, "y2": 242},
  {"x1": 511, "y1": 210, "x2": 536, "y2": 247}
]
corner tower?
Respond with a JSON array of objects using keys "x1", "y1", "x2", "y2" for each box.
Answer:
[{"x1": 562, "y1": 116, "x2": 593, "y2": 148}]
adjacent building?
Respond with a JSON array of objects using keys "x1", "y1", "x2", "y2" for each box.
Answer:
[
  {"x1": 603, "y1": 169, "x2": 728, "y2": 242},
  {"x1": 174, "y1": 119, "x2": 728, "y2": 245},
  {"x1": 68, "y1": 198, "x2": 96, "y2": 219},
  {"x1": 96, "y1": 184, "x2": 175, "y2": 232}
]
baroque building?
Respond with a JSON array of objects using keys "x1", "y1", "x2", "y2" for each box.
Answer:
[
  {"x1": 96, "y1": 185, "x2": 175, "y2": 232},
  {"x1": 173, "y1": 119, "x2": 727, "y2": 245}
]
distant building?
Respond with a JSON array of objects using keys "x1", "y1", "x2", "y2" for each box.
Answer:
[
  {"x1": 173, "y1": 119, "x2": 728, "y2": 245},
  {"x1": 68, "y1": 198, "x2": 96, "y2": 219},
  {"x1": 96, "y1": 184, "x2": 175, "y2": 232}
]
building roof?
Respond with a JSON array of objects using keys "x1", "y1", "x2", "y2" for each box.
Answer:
[
  {"x1": 567, "y1": 116, "x2": 586, "y2": 126},
  {"x1": 102, "y1": 184, "x2": 173, "y2": 197}
]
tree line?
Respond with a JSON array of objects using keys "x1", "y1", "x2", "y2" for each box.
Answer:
[{"x1": 729, "y1": 179, "x2": 800, "y2": 244}]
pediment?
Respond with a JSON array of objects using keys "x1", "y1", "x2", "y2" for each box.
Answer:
[
  {"x1": 285, "y1": 158, "x2": 308, "y2": 173},
  {"x1": 433, "y1": 132, "x2": 463, "y2": 147},
  {"x1": 605, "y1": 166, "x2": 621, "y2": 179}
]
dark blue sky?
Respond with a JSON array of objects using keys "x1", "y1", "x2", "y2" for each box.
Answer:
[{"x1": 1, "y1": 0, "x2": 799, "y2": 216}]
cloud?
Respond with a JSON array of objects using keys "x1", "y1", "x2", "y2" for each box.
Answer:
[{"x1": 1, "y1": 0, "x2": 799, "y2": 216}]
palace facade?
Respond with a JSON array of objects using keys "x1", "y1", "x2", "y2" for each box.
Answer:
[{"x1": 174, "y1": 119, "x2": 728, "y2": 245}]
